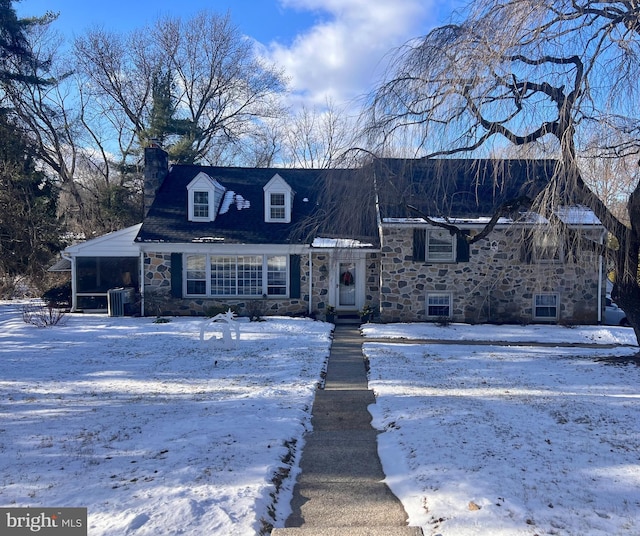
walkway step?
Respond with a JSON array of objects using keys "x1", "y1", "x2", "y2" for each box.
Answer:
[{"x1": 271, "y1": 527, "x2": 424, "y2": 535}]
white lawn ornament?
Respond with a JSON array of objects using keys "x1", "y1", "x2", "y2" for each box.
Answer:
[{"x1": 200, "y1": 309, "x2": 241, "y2": 349}]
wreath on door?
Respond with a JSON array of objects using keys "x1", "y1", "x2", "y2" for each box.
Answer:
[{"x1": 340, "y1": 270, "x2": 354, "y2": 286}]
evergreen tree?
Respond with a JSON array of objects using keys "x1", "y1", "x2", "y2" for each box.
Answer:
[
  {"x1": 0, "y1": 110, "x2": 61, "y2": 290},
  {"x1": 140, "y1": 69, "x2": 200, "y2": 164},
  {"x1": 0, "y1": 0, "x2": 53, "y2": 88}
]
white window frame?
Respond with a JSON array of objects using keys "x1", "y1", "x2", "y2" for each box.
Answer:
[
  {"x1": 426, "y1": 229, "x2": 456, "y2": 262},
  {"x1": 192, "y1": 191, "x2": 209, "y2": 219},
  {"x1": 187, "y1": 172, "x2": 225, "y2": 222},
  {"x1": 264, "y1": 174, "x2": 293, "y2": 223},
  {"x1": 533, "y1": 293, "x2": 559, "y2": 320},
  {"x1": 269, "y1": 192, "x2": 286, "y2": 221},
  {"x1": 185, "y1": 254, "x2": 289, "y2": 298},
  {"x1": 426, "y1": 292, "x2": 452, "y2": 318}
]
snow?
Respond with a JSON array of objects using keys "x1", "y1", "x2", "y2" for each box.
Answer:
[
  {"x1": 362, "y1": 322, "x2": 640, "y2": 536},
  {"x1": 382, "y1": 205, "x2": 601, "y2": 227},
  {"x1": 3, "y1": 302, "x2": 639, "y2": 536},
  {"x1": 0, "y1": 303, "x2": 331, "y2": 535},
  {"x1": 219, "y1": 191, "x2": 251, "y2": 215},
  {"x1": 311, "y1": 237, "x2": 375, "y2": 248}
]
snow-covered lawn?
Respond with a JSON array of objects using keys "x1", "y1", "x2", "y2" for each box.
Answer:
[
  {"x1": 3, "y1": 302, "x2": 639, "y2": 536},
  {"x1": 0, "y1": 303, "x2": 331, "y2": 535},
  {"x1": 362, "y1": 323, "x2": 640, "y2": 536}
]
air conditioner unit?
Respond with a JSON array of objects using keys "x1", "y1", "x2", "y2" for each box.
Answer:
[
  {"x1": 107, "y1": 288, "x2": 125, "y2": 317},
  {"x1": 107, "y1": 287, "x2": 136, "y2": 317}
]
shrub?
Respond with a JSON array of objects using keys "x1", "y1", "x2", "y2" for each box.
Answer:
[
  {"x1": 22, "y1": 303, "x2": 66, "y2": 327},
  {"x1": 204, "y1": 304, "x2": 240, "y2": 318},
  {"x1": 42, "y1": 281, "x2": 72, "y2": 308}
]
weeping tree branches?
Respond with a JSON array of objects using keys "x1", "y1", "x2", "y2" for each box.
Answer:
[{"x1": 366, "y1": 0, "x2": 640, "y2": 340}]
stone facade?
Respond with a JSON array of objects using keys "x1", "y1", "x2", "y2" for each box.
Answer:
[
  {"x1": 309, "y1": 251, "x2": 380, "y2": 316},
  {"x1": 142, "y1": 251, "x2": 311, "y2": 317},
  {"x1": 379, "y1": 224, "x2": 605, "y2": 324},
  {"x1": 142, "y1": 226, "x2": 603, "y2": 325}
]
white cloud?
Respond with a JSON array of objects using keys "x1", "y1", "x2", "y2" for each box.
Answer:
[{"x1": 261, "y1": 0, "x2": 440, "y2": 109}]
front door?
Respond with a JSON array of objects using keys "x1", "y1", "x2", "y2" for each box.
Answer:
[
  {"x1": 332, "y1": 257, "x2": 365, "y2": 311},
  {"x1": 338, "y1": 261, "x2": 357, "y2": 308}
]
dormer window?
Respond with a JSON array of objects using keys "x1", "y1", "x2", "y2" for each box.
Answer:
[
  {"x1": 193, "y1": 191, "x2": 209, "y2": 218},
  {"x1": 187, "y1": 172, "x2": 225, "y2": 222},
  {"x1": 264, "y1": 174, "x2": 293, "y2": 223},
  {"x1": 269, "y1": 193, "x2": 286, "y2": 220}
]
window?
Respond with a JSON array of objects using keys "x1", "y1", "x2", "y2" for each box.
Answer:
[
  {"x1": 185, "y1": 254, "x2": 288, "y2": 297},
  {"x1": 210, "y1": 256, "x2": 236, "y2": 295},
  {"x1": 264, "y1": 174, "x2": 293, "y2": 223},
  {"x1": 267, "y1": 256, "x2": 287, "y2": 295},
  {"x1": 237, "y1": 256, "x2": 262, "y2": 295},
  {"x1": 192, "y1": 191, "x2": 209, "y2": 218},
  {"x1": 269, "y1": 193, "x2": 286, "y2": 220},
  {"x1": 186, "y1": 255, "x2": 207, "y2": 295},
  {"x1": 426, "y1": 229, "x2": 455, "y2": 262},
  {"x1": 187, "y1": 172, "x2": 225, "y2": 222},
  {"x1": 426, "y1": 293, "x2": 451, "y2": 317},
  {"x1": 534, "y1": 294, "x2": 559, "y2": 320}
]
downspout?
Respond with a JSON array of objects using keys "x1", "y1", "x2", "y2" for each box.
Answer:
[
  {"x1": 308, "y1": 250, "x2": 313, "y2": 316},
  {"x1": 597, "y1": 229, "x2": 606, "y2": 324},
  {"x1": 139, "y1": 250, "x2": 146, "y2": 317},
  {"x1": 62, "y1": 252, "x2": 76, "y2": 312}
]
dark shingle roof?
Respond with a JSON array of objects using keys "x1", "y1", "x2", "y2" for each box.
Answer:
[
  {"x1": 137, "y1": 159, "x2": 557, "y2": 245},
  {"x1": 374, "y1": 158, "x2": 555, "y2": 220},
  {"x1": 136, "y1": 165, "x2": 362, "y2": 244}
]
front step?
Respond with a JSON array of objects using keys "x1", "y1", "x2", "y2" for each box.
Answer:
[{"x1": 271, "y1": 527, "x2": 424, "y2": 536}]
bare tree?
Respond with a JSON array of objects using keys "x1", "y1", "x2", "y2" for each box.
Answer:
[
  {"x1": 282, "y1": 100, "x2": 355, "y2": 168},
  {"x1": 74, "y1": 11, "x2": 287, "y2": 165},
  {"x1": 366, "y1": 0, "x2": 640, "y2": 341},
  {"x1": 4, "y1": 21, "x2": 142, "y2": 237}
]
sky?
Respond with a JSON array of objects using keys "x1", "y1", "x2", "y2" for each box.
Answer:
[{"x1": 15, "y1": 0, "x2": 461, "y2": 109}]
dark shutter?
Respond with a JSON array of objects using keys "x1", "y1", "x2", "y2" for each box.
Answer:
[
  {"x1": 171, "y1": 253, "x2": 183, "y2": 298},
  {"x1": 413, "y1": 229, "x2": 426, "y2": 262},
  {"x1": 456, "y1": 231, "x2": 470, "y2": 262},
  {"x1": 520, "y1": 241, "x2": 533, "y2": 264},
  {"x1": 289, "y1": 254, "x2": 301, "y2": 298}
]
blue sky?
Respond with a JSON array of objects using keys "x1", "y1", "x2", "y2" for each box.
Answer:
[{"x1": 16, "y1": 0, "x2": 461, "y2": 109}]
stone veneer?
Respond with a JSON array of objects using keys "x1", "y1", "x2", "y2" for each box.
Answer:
[
  {"x1": 142, "y1": 252, "x2": 311, "y2": 317},
  {"x1": 379, "y1": 225, "x2": 604, "y2": 324},
  {"x1": 309, "y1": 252, "x2": 380, "y2": 314},
  {"x1": 143, "y1": 251, "x2": 380, "y2": 318}
]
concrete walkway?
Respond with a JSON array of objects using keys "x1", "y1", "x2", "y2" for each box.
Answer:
[{"x1": 271, "y1": 324, "x2": 423, "y2": 536}]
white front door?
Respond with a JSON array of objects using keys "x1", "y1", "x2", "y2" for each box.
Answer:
[
  {"x1": 338, "y1": 261, "x2": 357, "y2": 308},
  {"x1": 332, "y1": 257, "x2": 365, "y2": 311}
]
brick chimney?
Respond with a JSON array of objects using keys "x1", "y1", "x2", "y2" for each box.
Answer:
[{"x1": 144, "y1": 144, "x2": 169, "y2": 217}]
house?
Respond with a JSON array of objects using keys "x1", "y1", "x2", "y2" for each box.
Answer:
[
  {"x1": 373, "y1": 158, "x2": 606, "y2": 324},
  {"x1": 59, "y1": 147, "x2": 607, "y2": 324}
]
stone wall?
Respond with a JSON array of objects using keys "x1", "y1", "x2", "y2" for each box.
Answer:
[
  {"x1": 142, "y1": 252, "x2": 311, "y2": 317},
  {"x1": 310, "y1": 251, "x2": 380, "y2": 316},
  {"x1": 379, "y1": 225, "x2": 604, "y2": 324}
]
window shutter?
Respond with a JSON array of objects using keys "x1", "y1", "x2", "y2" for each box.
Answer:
[
  {"x1": 289, "y1": 255, "x2": 301, "y2": 298},
  {"x1": 171, "y1": 253, "x2": 183, "y2": 298},
  {"x1": 520, "y1": 241, "x2": 533, "y2": 264},
  {"x1": 456, "y1": 232, "x2": 470, "y2": 262},
  {"x1": 413, "y1": 229, "x2": 426, "y2": 262}
]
